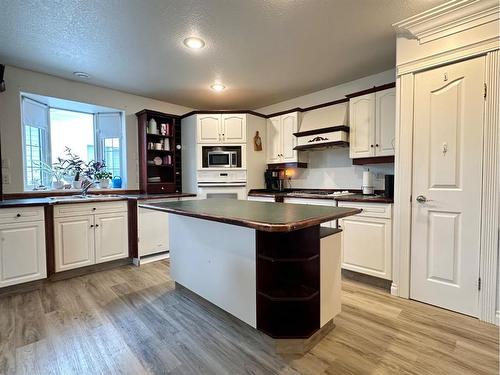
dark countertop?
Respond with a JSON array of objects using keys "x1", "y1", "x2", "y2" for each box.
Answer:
[
  {"x1": 334, "y1": 194, "x2": 393, "y2": 204},
  {"x1": 0, "y1": 192, "x2": 197, "y2": 208},
  {"x1": 247, "y1": 189, "x2": 393, "y2": 203},
  {"x1": 139, "y1": 198, "x2": 361, "y2": 232}
]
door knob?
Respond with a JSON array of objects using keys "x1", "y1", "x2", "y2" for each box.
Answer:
[{"x1": 416, "y1": 195, "x2": 427, "y2": 203}]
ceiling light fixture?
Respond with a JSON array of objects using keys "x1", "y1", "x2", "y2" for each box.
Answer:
[
  {"x1": 183, "y1": 37, "x2": 205, "y2": 49},
  {"x1": 73, "y1": 71, "x2": 90, "y2": 78},
  {"x1": 210, "y1": 83, "x2": 226, "y2": 92}
]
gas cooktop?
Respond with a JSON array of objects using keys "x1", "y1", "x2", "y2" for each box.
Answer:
[{"x1": 287, "y1": 190, "x2": 354, "y2": 198}]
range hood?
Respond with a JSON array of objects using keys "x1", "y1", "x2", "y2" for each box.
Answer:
[{"x1": 293, "y1": 102, "x2": 349, "y2": 151}]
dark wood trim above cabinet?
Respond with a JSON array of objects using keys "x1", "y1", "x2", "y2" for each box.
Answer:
[
  {"x1": 294, "y1": 141, "x2": 349, "y2": 151},
  {"x1": 345, "y1": 82, "x2": 396, "y2": 99},
  {"x1": 267, "y1": 162, "x2": 308, "y2": 169},
  {"x1": 180, "y1": 110, "x2": 267, "y2": 119},
  {"x1": 352, "y1": 156, "x2": 395, "y2": 165},
  {"x1": 293, "y1": 126, "x2": 349, "y2": 138},
  {"x1": 135, "y1": 109, "x2": 181, "y2": 119}
]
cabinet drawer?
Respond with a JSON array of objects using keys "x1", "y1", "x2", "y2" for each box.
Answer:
[
  {"x1": 147, "y1": 183, "x2": 176, "y2": 194},
  {"x1": 54, "y1": 201, "x2": 128, "y2": 218},
  {"x1": 0, "y1": 206, "x2": 44, "y2": 224},
  {"x1": 337, "y1": 202, "x2": 392, "y2": 219}
]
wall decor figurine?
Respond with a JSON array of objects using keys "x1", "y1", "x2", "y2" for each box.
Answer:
[{"x1": 254, "y1": 131, "x2": 262, "y2": 151}]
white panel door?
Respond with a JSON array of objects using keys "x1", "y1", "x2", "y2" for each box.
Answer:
[
  {"x1": 95, "y1": 212, "x2": 128, "y2": 263},
  {"x1": 0, "y1": 222, "x2": 46, "y2": 287},
  {"x1": 349, "y1": 93, "x2": 375, "y2": 158},
  {"x1": 339, "y1": 216, "x2": 392, "y2": 280},
  {"x1": 281, "y1": 113, "x2": 298, "y2": 162},
  {"x1": 221, "y1": 114, "x2": 246, "y2": 143},
  {"x1": 375, "y1": 88, "x2": 396, "y2": 156},
  {"x1": 410, "y1": 56, "x2": 485, "y2": 316},
  {"x1": 138, "y1": 207, "x2": 170, "y2": 256},
  {"x1": 54, "y1": 215, "x2": 94, "y2": 272},
  {"x1": 266, "y1": 116, "x2": 281, "y2": 164},
  {"x1": 197, "y1": 115, "x2": 221, "y2": 143}
]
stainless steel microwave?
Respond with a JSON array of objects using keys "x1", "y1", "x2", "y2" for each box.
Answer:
[{"x1": 207, "y1": 150, "x2": 238, "y2": 168}]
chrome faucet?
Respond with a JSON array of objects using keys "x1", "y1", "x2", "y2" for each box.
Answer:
[{"x1": 81, "y1": 179, "x2": 94, "y2": 197}]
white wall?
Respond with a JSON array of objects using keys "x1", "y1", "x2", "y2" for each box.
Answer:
[
  {"x1": 258, "y1": 69, "x2": 396, "y2": 190},
  {"x1": 0, "y1": 65, "x2": 192, "y2": 193}
]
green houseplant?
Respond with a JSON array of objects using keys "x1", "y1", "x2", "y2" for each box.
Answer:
[
  {"x1": 94, "y1": 170, "x2": 113, "y2": 188},
  {"x1": 33, "y1": 160, "x2": 66, "y2": 189}
]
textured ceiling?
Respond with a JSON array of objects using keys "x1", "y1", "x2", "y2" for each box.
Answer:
[{"x1": 0, "y1": 0, "x2": 447, "y2": 109}]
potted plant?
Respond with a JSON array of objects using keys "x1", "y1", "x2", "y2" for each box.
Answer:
[
  {"x1": 95, "y1": 170, "x2": 113, "y2": 188},
  {"x1": 61, "y1": 147, "x2": 85, "y2": 189},
  {"x1": 34, "y1": 160, "x2": 66, "y2": 189}
]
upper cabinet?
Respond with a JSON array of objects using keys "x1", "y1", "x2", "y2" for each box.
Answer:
[
  {"x1": 266, "y1": 112, "x2": 306, "y2": 164},
  {"x1": 349, "y1": 87, "x2": 395, "y2": 159},
  {"x1": 197, "y1": 114, "x2": 246, "y2": 144}
]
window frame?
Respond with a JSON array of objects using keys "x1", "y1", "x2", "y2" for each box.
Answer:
[{"x1": 20, "y1": 94, "x2": 126, "y2": 191}]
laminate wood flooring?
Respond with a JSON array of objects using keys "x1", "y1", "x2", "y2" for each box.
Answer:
[{"x1": 0, "y1": 260, "x2": 498, "y2": 375}]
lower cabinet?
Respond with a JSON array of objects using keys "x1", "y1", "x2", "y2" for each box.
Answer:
[
  {"x1": 338, "y1": 202, "x2": 392, "y2": 280},
  {"x1": 0, "y1": 208, "x2": 46, "y2": 287},
  {"x1": 54, "y1": 202, "x2": 128, "y2": 272},
  {"x1": 283, "y1": 198, "x2": 336, "y2": 228},
  {"x1": 138, "y1": 206, "x2": 170, "y2": 257}
]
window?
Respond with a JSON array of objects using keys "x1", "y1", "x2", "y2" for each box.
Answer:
[{"x1": 21, "y1": 95, "x2": 125, "y2": 190}]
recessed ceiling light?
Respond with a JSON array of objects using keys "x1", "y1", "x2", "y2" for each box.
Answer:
[
  {"x1": 210, "y1": 83, "x2": 226, "y2": 92},
  {"x1": 73, "y1": 71, "x2": 90, "y2": 78},
  {"x1": 183, "y1": 37, "x2": 205, "y2": 49}
]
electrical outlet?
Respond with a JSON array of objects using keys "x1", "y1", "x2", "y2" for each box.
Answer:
[{"x1": 2, "y1": 173, "x2": 11, "y2": 184}]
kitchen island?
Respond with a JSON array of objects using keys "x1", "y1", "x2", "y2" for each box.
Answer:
[{"x1": 139, "y1": 198, "x2": 360, "y2": 351}]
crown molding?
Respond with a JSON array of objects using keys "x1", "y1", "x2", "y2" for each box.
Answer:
[{"x1": 393, "y1": 0, "x2": 499, "y2": 44}]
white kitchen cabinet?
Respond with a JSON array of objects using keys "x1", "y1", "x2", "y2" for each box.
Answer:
[
  {"x1": 54, "y1": 202, "x2": 128, "y2": 272},
  {"x1": 197, "y1": 114, "x2": 246, "y2": 144},
  {"x1": 95, "y1": 212, "x2": 128, "y2": 263},
  {"x1": 54, "y1": 215, "x2": 95, "y2": 272},
  {"x1": 138, "y1": 204, "x2": 171, "y2": 257},
  {"x1": 266, "y1": 112, "x2": 306, "y2": 164},
  {"x1": 198, "y1": 114, "x2": 221, "y2": 143},
  {"x1": 338, "y1": 202, "x2": 392, "y2": 280},
  {"x1": 221, "y1": 114, "x2": 246, "y2": 143},
  {"x1": 0, "y1": 208, "x2": 46, "y2": 288},
  {"x1": 349, "y1": 87, "x2": 395, "y2": 159},
  {"x1": 247, "y1": 196, "x2": 275, "y2": 203}
]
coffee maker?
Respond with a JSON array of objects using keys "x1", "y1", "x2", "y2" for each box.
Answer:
[{"x1": 265, "y1": 169, "x2": 285, "y2": 192}]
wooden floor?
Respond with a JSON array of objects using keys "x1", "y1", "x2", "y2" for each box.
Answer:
[{"x1": 0, "y1": 260, "x2": 498, "y2": 375}]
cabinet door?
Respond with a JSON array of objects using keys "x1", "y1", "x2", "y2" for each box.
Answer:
[
  {"x1": 339, "y1": 216, "x2": 391, "y2": 280},
  {"x1": 266, "y1": 116, "x2": 281, "y2": 164},
  {"x1": 349, "y1": 93, "x2": 375, "y2": 158},
  {"x1": 54, "y1": 215, "x2": 94, "y2": 272},
  {"x1": 221, "y1": 114, "x2": 246, "y2": 143},
  {"x1": 0, "y1": 221, "x2": 46, "y2": 287},
  {"x1": 95, "y1": 212, "x2": 129, "y2": 263},
  {"x1": 281, "y1": 113, "x2": 298, "y2": 162},
  {"x1": 138, "y1": 207, "x2": 170, "y2": 256},
  {"x1": 197, "y1": 115, "x2": 221, "y2": 143},
  {"x1": 375, "y1": 88, "x2": 396, "y2": 156}
]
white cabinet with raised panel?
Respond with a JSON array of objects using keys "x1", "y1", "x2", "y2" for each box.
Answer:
[
  {"x1": 338, "y1": 202, "x2": 392, "y2": 280},
  {"x1": 349, "y1": 87, "x2": 395, "y2": 159},
  {"x1": 197, "y1": 114, "x2": 246, "y2": 144},
  {"x1": 266, "y1": 112, "x2": 306, "y2": 164},
  {"x1": 54, "y1": 202, "x2": 128, "y2": 272},
  {"x1": 0, "y1": 207, "x2": 46, "y2": 288},
  {"x1": 283, "y1": 197, "x2": 336, "y2": 228}
]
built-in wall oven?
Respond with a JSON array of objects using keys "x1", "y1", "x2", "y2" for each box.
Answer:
[{"x1": 197, "y1": 170, "x2": 247, "y2": 200}]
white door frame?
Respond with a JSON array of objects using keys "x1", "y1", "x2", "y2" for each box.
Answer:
[{"x1": 392, "y1": 42, "x2": 500, "y2": 324}]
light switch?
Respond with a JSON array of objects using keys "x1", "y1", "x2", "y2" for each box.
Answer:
[{"x1": 2, "y1": 173, "x2": 11, "y2": 184}]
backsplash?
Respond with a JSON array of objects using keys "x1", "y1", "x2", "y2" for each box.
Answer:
[{"x1": 286, "y1": 148, "x2": 394, "y2": 190}]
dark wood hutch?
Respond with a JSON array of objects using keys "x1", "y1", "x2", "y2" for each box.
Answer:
[{"x1": 135, "y1": 109, "x2": 182, "y2": 193}]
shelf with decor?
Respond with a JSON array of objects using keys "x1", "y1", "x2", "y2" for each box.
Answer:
[{"x1": 136, "y1": 109, "x2": 182, "y2": 194}]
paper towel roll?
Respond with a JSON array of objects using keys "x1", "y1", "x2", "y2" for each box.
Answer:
[{"x1": 362, "y1": 170, "x2": 374, "y2": 194}]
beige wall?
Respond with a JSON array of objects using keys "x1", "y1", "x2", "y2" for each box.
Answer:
[
  {"x1": 0, "y1": 65, "x2": 192, "y2": 193},
  {"x1": 257, "y1": 69, "x2": 396, "y2": 190}
]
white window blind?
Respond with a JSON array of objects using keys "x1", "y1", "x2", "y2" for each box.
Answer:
[
  {"x1": 22, "y1": 97, "x2": 48, "y2": 130},
  {"x1": 96, "y1": 112, "x2": 122, "y2": 139}
]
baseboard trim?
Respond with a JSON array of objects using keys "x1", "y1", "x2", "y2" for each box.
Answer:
[
  {"x1": 390, "y1": 282, "x2": 399, "y2": 296},
  {"x1": 49, "y1": 258, "x2": 132, "y2": 281},
  {"x1": 137, "y1": 251, "x2": 170, "y2": 266},
  {"x1": 496, "y1": 310, "x2": 500, "y2": 326},
  {"x1": 342, "y1": 269, "x2": 392, "y2": 292}
]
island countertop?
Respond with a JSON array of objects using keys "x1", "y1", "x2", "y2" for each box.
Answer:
[{"x1": 139, "y1": 198, "x2": 361, "y2": 232}]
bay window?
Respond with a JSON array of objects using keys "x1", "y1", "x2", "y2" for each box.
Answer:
[{"x1": 21, "y1": 94, "x2": 126, "y2": 190}]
